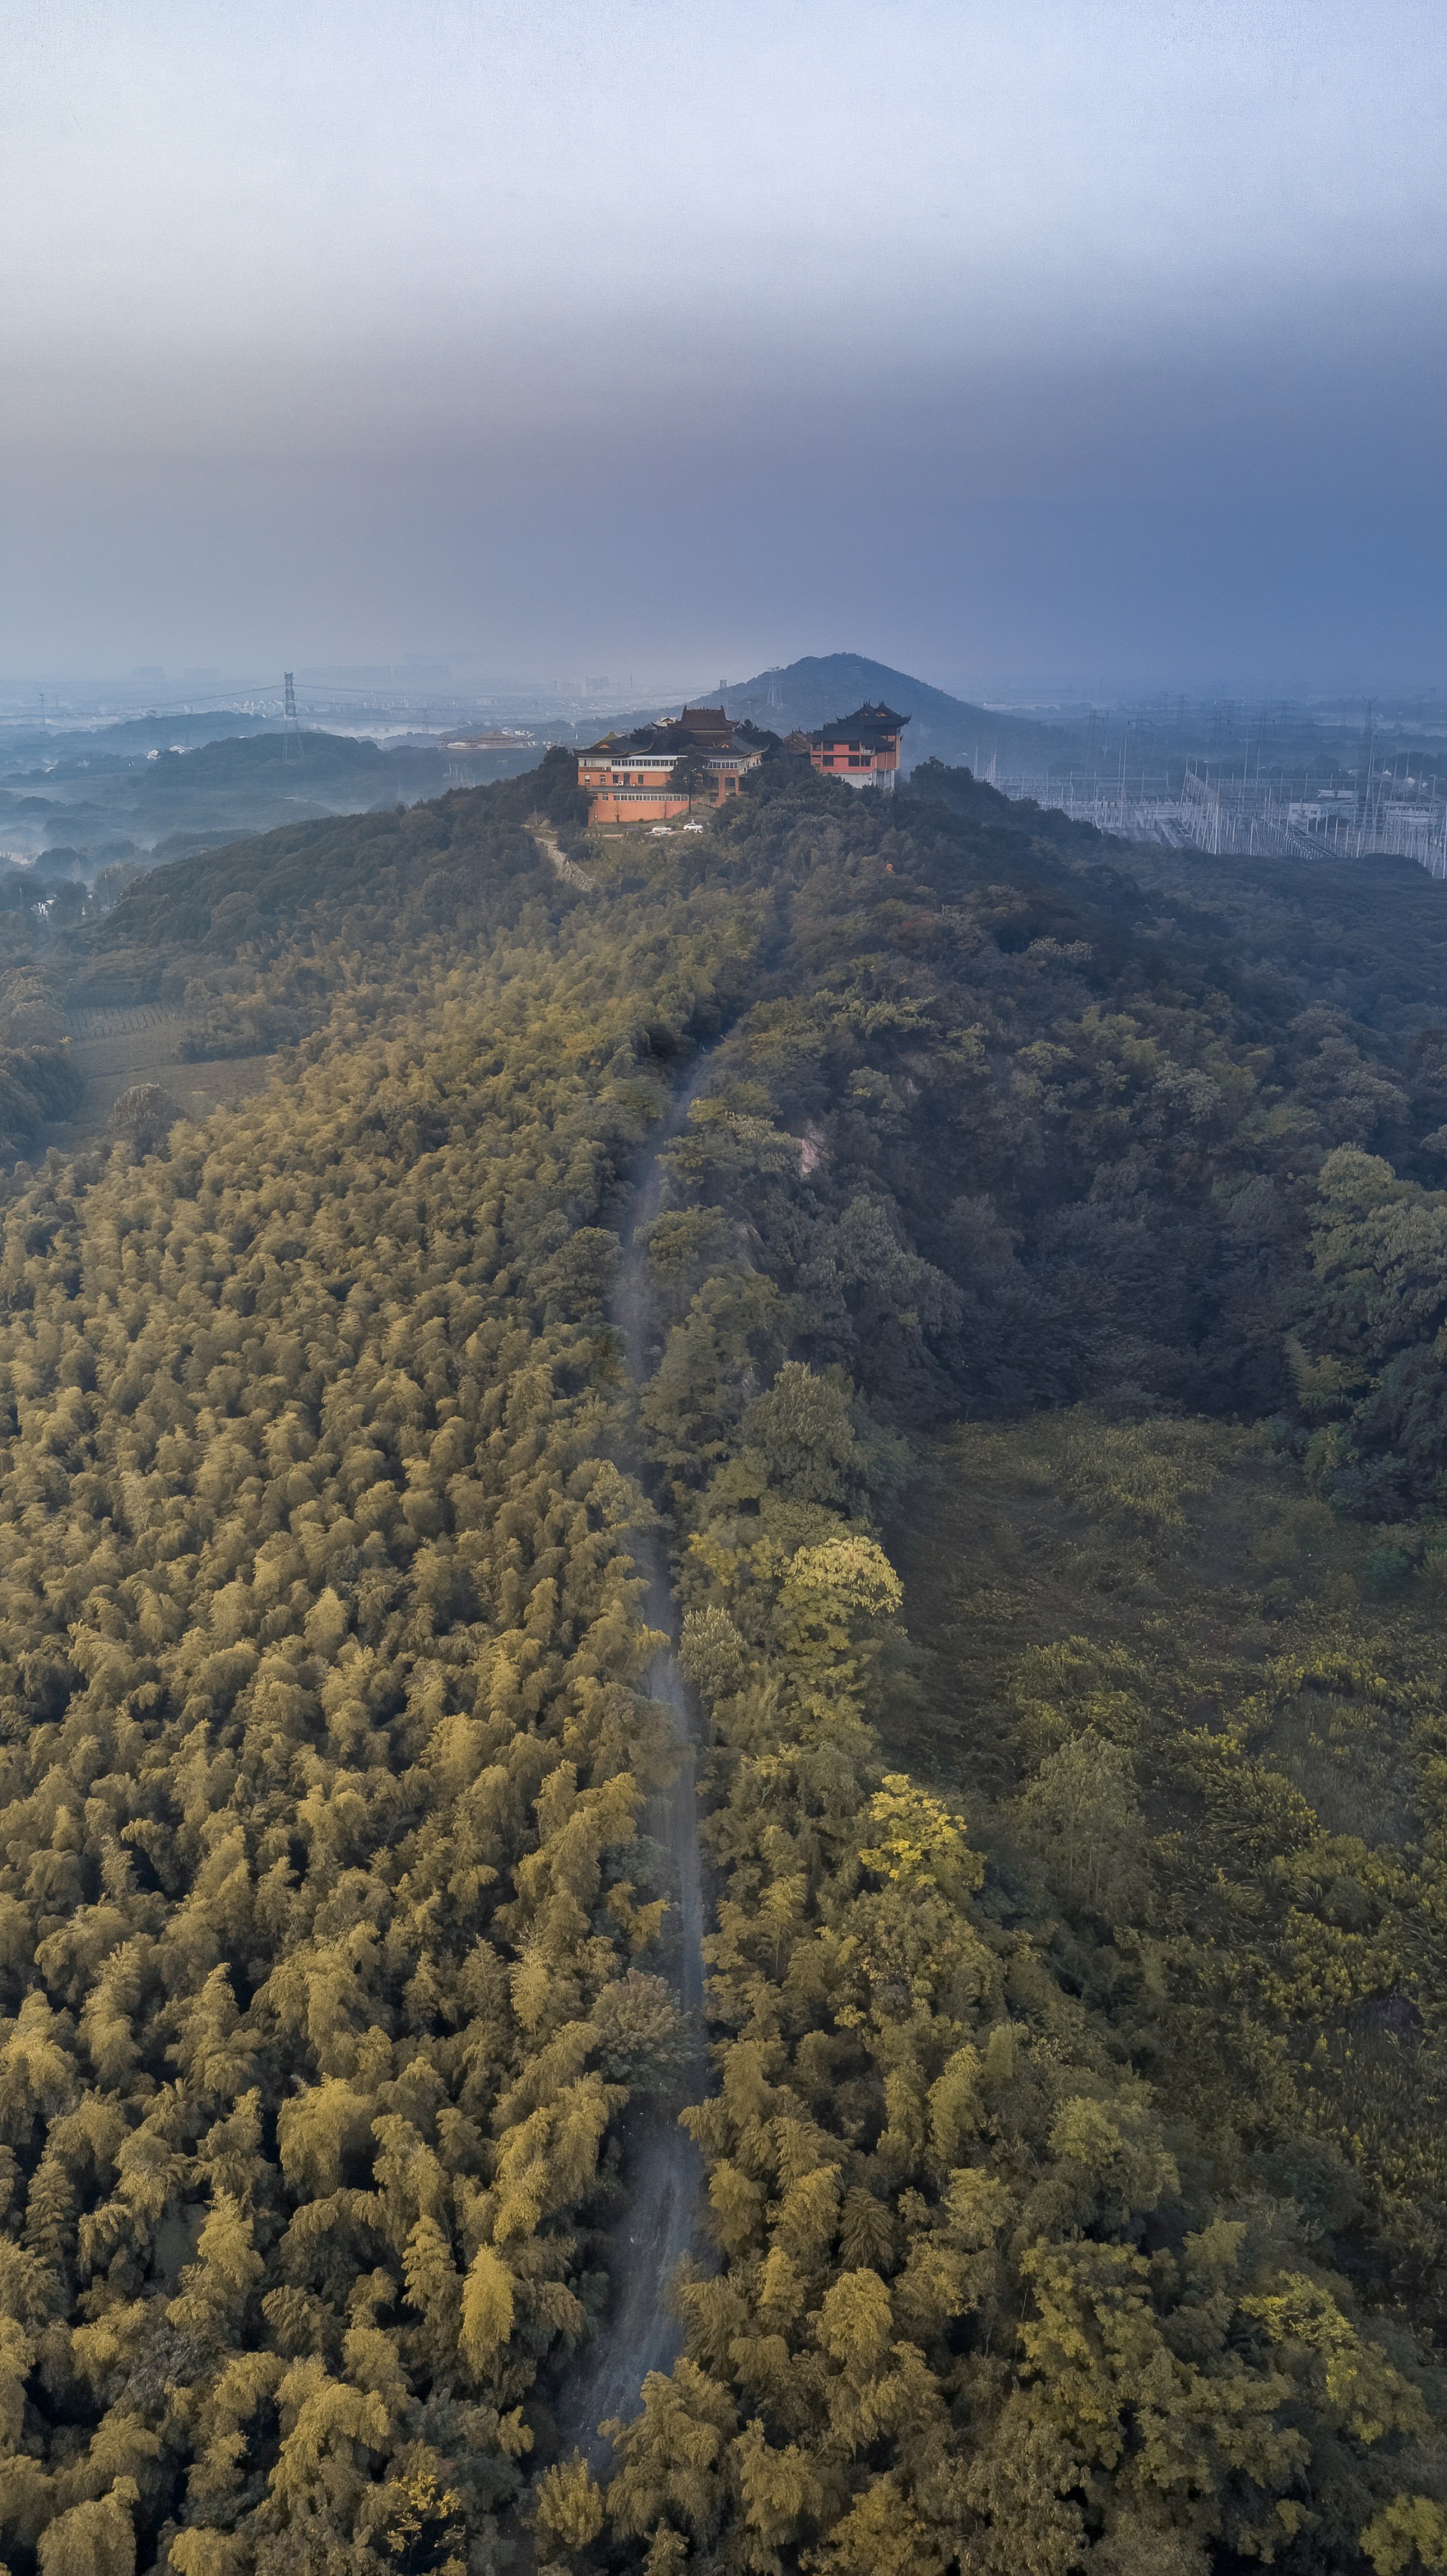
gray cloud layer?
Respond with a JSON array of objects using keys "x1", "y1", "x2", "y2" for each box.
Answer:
[{"x1": 4, "y1": 0, "x2": 1443, "y2": 692}]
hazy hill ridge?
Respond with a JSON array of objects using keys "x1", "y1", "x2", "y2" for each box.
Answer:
[{"x1": 0, "y1": 727, "x2": 542, "y2": 875}]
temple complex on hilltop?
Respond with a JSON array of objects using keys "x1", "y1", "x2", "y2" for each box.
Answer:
[
  {"x1": 577, "y1": 696, "x2": 911, "y2": 824},
  {"x1": 786, "y1": 701, "x2": 909, "y2": 786},
  {"x1": 578, "y1": 705, "x2": 763, "y2": 824}
]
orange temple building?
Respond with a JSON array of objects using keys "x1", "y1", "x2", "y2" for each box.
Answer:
[
  {"x1": 577, "y1": 704, "x2": 763, "y2": 824},
  {"x1": 786, "y1": 701, "x2": 909, "y2": 786}
]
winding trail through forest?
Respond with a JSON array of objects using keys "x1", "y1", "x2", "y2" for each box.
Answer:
[
  {"x1": 529, "y1": 819, "x2": 596, "y2": 891},
  {"x1": 554, "y1": 1058, "x2": 716, "y2": 2465}
]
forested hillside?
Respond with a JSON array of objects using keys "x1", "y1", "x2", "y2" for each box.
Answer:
[
  {"x1": 4, "y1": 750, "x2": 1447, "y2": 2571},
  {"x1": 0, "y1": 726, "x2": 540, "y2": 882},
  {"x1": 0, "y1": 754, "x2": 592, "y2": 1164}
]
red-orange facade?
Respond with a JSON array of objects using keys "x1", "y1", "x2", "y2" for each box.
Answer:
[
  {"x1": 786, "y1": 701, "x2": 910, "y2": 784},
  {"x1": 577, "y1": 705, "x2": 762, "y2": 824}
]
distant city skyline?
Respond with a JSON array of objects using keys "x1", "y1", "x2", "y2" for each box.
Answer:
[{"x1": 3, "y1": 0, "x2": 1442, "y2": 695}]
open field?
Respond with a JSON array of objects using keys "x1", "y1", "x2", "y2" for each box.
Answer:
[
  {"x1": 63, "y1": 1001, "x2": 176, "y2": 1043},
  {"x1": 31, "y1": 1001, "x2": 278, "y2": 1155}
]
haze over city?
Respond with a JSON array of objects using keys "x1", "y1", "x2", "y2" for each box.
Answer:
[{"x1": 5, "y1": 0, "x2": 1443, "y2": 703}]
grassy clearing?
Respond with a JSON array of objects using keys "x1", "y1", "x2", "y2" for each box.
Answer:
[
  {"x1": 35, "y1": 1008, "x2": 277, "y2": 1150},
  {"x1": 64, "y1": 1000, "x2": 175, "y2": 1041},
  {"x1": 883, "y1": 1409, "x2": 1436, "y2": 1806}
]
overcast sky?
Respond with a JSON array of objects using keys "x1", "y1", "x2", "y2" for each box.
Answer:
[{"x1": 3, "y1": 0, "x2": 1443, "y2": 699}]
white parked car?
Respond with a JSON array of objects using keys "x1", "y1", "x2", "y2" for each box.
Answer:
[
  {"x1": 650, "y1": 824, "x2": 674, "y2": 836},
  {"x1": 681, "y1": 820, "x2": 705, "y2": 832}
]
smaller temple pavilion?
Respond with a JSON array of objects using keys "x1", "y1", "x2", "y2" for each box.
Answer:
[
  {"x1": 578, "y1": 705, "x2": 763, "y2": 824},
  {"x1": 787, "y1": 701, "x2": 909, "y2": 787}
]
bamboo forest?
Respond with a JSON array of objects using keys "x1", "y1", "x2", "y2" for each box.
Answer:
[{"x1": 5, "y1": 745, "x2": 1447, "y2": 2576}]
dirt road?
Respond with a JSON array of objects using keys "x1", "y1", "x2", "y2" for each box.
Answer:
[
  {"x1": 553, "y1": 1061, "x2": 714, "y2": 2466},
  {"x1": 529, "y1": 820, "x2": 595, "y2": 891}
]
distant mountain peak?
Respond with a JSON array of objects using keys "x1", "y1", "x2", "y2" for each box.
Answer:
[{"x1": 678, "y1": 653, "x2": 1073, "y2": 773}]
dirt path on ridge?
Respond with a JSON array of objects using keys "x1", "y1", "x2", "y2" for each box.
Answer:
[
  {"x1": 552, "y1": 1059, "x2": 717, "y2": 2468},
  {"x1": 528, "y1": 820, "x2": 595, "y2": 891}
]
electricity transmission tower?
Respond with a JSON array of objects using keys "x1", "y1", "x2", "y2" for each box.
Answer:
[{"x1": 283, "y1": 671, "x2": 303, "y2": 763}]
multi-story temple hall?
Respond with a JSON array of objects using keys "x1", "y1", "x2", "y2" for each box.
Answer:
[
  {"x1": 785, "y1": 701, "x2": 909, "y2": 785},
  {"x1": 577, "y1": 706, "x2": 763, "y2": 824},
  {"x1": 577, "y1": 696, "x2": 912, "y2": 824}
]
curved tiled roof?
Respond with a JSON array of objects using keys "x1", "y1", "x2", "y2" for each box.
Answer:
[{"x1": 803, "y1": 701, "x2": 910, "y2": 748}]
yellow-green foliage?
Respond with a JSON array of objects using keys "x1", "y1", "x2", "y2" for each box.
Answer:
[
  {"x1": 0, "y1": 826, "x2": 760, "y2": 2571},
  {"x1": 1060, "y1": 1413, "x2": 1223, "y2": 1528},
  {"x1": 10, "y1": 753, "x2": 1447, "y2": 2571},
  {"x1": 885, "y1": 1412, "x2": 1447, "y2": 2228},
  {"x1": 569, "y1": 964, "x2": 1447, "y2": 2574},
  {"x1": 584, "y1": 1349, "x2": 1447, "y2": 2574}
]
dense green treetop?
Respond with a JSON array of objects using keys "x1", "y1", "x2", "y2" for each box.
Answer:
[{"x1": 0, "y1": 751, "x2": 1445, "y2": 2569}]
